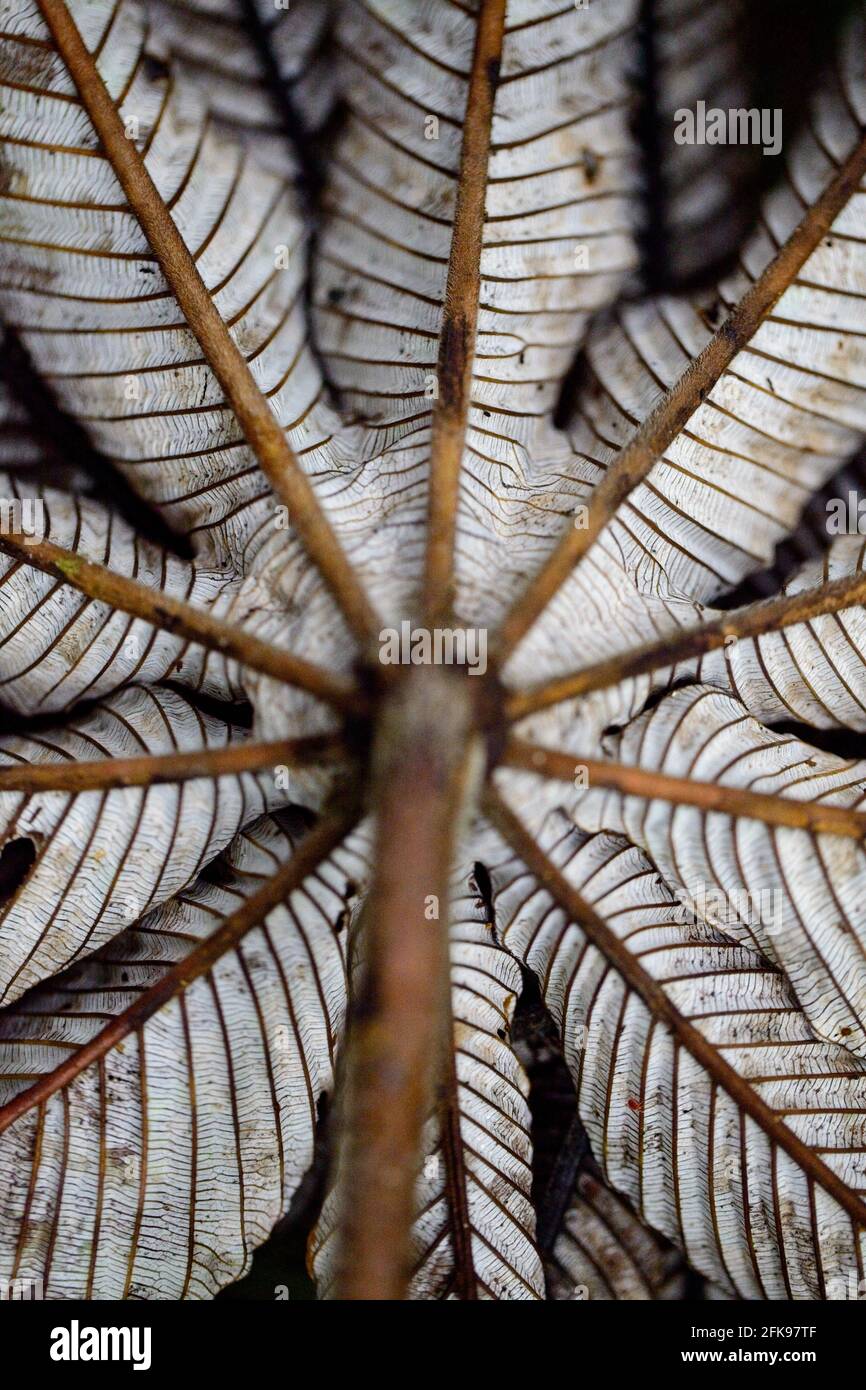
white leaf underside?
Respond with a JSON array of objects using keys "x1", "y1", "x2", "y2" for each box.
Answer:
[
  {"x1": 0, "y1": 682, "x2": 292, "y2": 1003},
  {"x1": 697, "y1": 537, "x2": 866, "y2": 730},
  {"x1": 311, "y1": 0, "x2": 643, "y2": 629},
  {"x1": 547, "y1": 1163, "x2": 686, "y2": 1301},
  {"x1": 528, "y1": 531, "x2": 866, "y2": 749},
  {"x1": 0, "y1": 475, "x2": 243, "y2": 712},
  {"x1": 0, "y1": 0, "x2": 350, "y2": 576},
  {"x1": 0, "y1": 813, "x2": 371, "y2": 1298},
  {"x1": 0, "y1": 0, "x2": 749, "y2": 715},
  {"x1": 147, "y1": 0, "x2": 335, "y2": 180},
  {"x1": 562, "y1": 12, "x2": 866, "y2": 611},
  {"x1": 490, "y1": 816, "x2": 866, "y2": 1299},
  {"x1": 564, "y1": 684, "x2": 866, "y2": 1060},
  {"x1": 311, "y1": 864, "x2": 544, "y2": 1301},
  {"x1": 0, "y1": 0, "x2": 865, "y2": 1299},
  {"x1": 721, "y1": 448, "x2": 866, "y2": 607},
  {"x1": 504, "y1": 5, "x2": 866, "y2": 716}
]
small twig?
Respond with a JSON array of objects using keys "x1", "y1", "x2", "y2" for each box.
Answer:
[
  {"x1": 484, "y1": 784, "x2": 866, "y2": 1229},
  {"x1": 34, "y1": 0, "x2": 379, "y2": 645},
  {"x1": 505, "y1": 568, "x2": 866, "y2": 719},
  {"x1": 0, "y1": 733, "x2": 346, "y2": 793},
  {"x1": 0, "y1": 799, "x2": 361, "y2": 1136},
  {"x1": 503, "y1": 737, "x2": 866, "y2": 839},
  {"x1": 424, "y1": 0, "x2": 506, "y2": 623},
  {"x1": 495, "y1": 127, "x2": 866, "y2": 661},
  {"x1": 0, "y1": 533, "x2": 365, "y2": 716}
]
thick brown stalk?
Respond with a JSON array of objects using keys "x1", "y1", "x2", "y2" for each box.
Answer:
[
  {"x1": 495, "y1": 129, "x2": 866, "y2": 661},
  {"x1": 334, "y1": 669, "x2": 480, "y2": 1300},
  {"x1": 424, "y1": 0, "x2": 506, "y2": 623},
  {"x1": 34, "y1": 0, "x2": 378, "y2": 645},
  {"x1": 0, "y1": 533, "x2": 364, "y2": 716},
  {"x1": 0, "y1": 800, "x2": 360, "y2": 1136},
  {"x1": 506, "y1": 568, "x2": 866, "y2": 719},
  {"x1": 0, "y1": 733, "x2": 345, "y2": 794},
  {"x1": 503, "y1": 738, "x2": 866, "y2": 839},
  {"x1": 484, "y1": 786, "x2": 866, "y2": 1230}
]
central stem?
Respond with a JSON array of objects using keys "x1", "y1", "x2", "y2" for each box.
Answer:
[{"x1": 334, "y1": 668, "x2": 481, "y2": 1299}]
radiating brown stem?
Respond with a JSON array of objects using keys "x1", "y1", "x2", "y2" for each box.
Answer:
[
  {"x1": 437, "y1": 1046, "x2": 478, "y2": 1301},
  {"x1": 424, "y1": 0, "x2": 506, "y2": 623},
  {"x1": 503, "y1": 737, "x2": 866, "y2": 839},
  {"x1": 0, "y1": 800, "x2": 360, "y2": 1136},
  {"x1": 34, "y1": 0, "x2": 378, "y2": 646},
  {"x1": 0, "y1": 533, "x2": 364, "y2": 716},
  {"x1": 484, "y1": 786, "x2": 866, "y2": 1229},
  {"x1": 506, "y1": 568, "x2": 866, "y2": 719},
  {"x1": 335, "y1": 669, "x2": 480, "y2": 1300},
  {"x1": 0, "y1": 733, "x2": 345, "y2": 794},
  {"x1": 495, "y1": 129, "x2": 866, "y2": 662}
]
